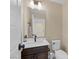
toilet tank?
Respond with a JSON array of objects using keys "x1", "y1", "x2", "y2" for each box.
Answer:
[{"x1": 52, "y1": 40, "x2": 61, "y2": 50}]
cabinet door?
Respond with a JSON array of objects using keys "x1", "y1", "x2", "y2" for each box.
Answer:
[
  {"x1": 22, "y1": 55, "x2": 34, "y2": 59},
  {"x1": 37, "y1": 52, "x2": 48, "y2": 59}
]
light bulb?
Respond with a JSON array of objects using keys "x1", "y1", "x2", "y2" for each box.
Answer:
[
  {"x1": 38, "y1": 2, "x2": 42, "y2": 10},
  {"x1": 30, "y1": 0, "x2": 34, "y2": 9}
]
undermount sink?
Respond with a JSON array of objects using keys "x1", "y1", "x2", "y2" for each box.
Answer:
[{"x1": 22, "y1": 38, "x2": 49, "y2": 48}]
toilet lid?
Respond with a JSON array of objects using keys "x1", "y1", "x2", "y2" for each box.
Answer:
[{"x1": 55, "y1": 50, "x2": 68, "y2": 59}]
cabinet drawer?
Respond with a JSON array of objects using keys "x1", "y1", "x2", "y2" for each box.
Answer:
[{"x1": 21, "y1": 45, "x2": 48, "y2": 56}]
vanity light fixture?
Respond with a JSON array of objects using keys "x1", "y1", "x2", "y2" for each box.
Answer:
[
  {"x1": 30, "y1": 0, "x2": 34, "y2": 9},
  {"x1": 38, "y1": 1, "x2": 42, "y2": 10},
  {"x1": 29, "y1": 0, "x2": 42, "y2": 10}
]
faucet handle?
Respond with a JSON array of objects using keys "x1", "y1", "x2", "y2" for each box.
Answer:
[
  {"x1": 35, "y1": 35, "x2": 37, "y2": 37},
  {"x1": 32, "y1": 34, "x2": 37, "y2": 36},
  {"x1": 32, "y1": 34, "x2": 35, "y2": 36}
]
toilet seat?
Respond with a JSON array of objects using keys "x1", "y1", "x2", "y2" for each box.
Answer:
[
  {"x1": 55, "y1": 50, "x2": 68, "y2": 59},
  {"x1": 49, "y1": 50, "x2": 68, "y2": 59}
]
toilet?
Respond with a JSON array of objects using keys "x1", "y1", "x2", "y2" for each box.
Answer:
[{"x1": 49, "y1": 40, "x2": 68, "y2": 59}]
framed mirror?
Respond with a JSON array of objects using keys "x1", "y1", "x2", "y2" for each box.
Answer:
[
  {"x1": 31, "y1": 9, "x2": 46, "y2": 37},
  {"x1": 23, "y1": 7, "x2": 46, "y2": 38}
]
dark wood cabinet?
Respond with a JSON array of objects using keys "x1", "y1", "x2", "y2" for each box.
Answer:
[
  {"x1": 36, "y1": 52, "x2": 48, "y2": 59},
  {"x1": 21, "y1": 46, "x2": 49, "y2": 59},
  {"x1": 22, "y1": 55, "x2": 34, "y2": 59}
]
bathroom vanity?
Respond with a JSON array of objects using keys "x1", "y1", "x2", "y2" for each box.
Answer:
[
  {"x1": 21, "y1": 38, "x2": 49, "y2": 59},
  {"x1": 21, "y1": 46, "x2": 48, "y2": 59}
]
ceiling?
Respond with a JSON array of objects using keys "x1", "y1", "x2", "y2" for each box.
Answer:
[
  {"x1": 10, "y1": 0, "x2": 65, "y2": 6},
  {"x1": 50, "y1": 0, "x2": 64, "y2": 4},
  {"x1": 34, "y1": 0, "x2": 65, "y2": 4}
]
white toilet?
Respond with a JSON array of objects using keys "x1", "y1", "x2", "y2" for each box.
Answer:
[{"x1": 49, "y1": 40, "x2": 68, "y2": 59}]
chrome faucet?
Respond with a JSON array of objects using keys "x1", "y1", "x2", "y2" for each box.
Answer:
[{"x1": 32, "y1": 34, "x2": 37, "y2": 42}]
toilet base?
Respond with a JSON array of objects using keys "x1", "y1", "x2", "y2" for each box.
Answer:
[{"x1": 48, "y1": 50, "x2": 68, "y2": 59}]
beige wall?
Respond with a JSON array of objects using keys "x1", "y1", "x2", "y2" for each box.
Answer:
[
  {"x1": 62, "y1": 0, "x2": 68, "y2": 52},
  {"x1": 42, "y1": 0, "x2": 62, "y2": 50},
  {"x1": 22, "y1": 0, "x2": 62, "y2": 47},
  {"x1": 22, "y1": 0, "x2": 67, "y2": 52},
  {"x1": 45, "y1": 0, "x2": 62, "y2": 41},
  {"x1": 21, "y1": 0, "x2": 32, "y2": 37}
]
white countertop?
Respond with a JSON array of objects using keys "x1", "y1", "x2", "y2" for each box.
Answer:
[{"x1": 22, "y1": 38, "x2": 50, "y2": 48}]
